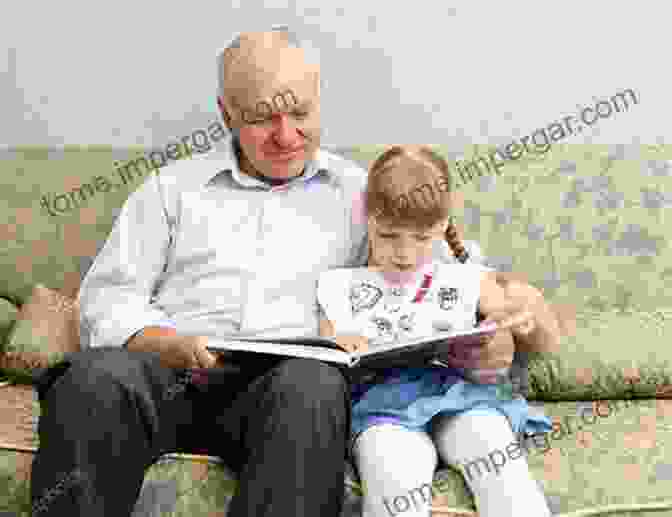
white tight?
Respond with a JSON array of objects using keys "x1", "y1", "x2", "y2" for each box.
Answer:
[{"x1": 352, "y1": 410, "x2": 551, "y2": 517}]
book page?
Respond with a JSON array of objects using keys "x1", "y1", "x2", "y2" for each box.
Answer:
[
  {"x1": 205, "y1": 339, "x2": 353, "y2": 365},
  {"x1": 230, "y1": 335, "x2": 341, "y2": 349},
  {"x1": 204, "y1": 324, "x2": 497, "y2": 369},
  {"x1": 356, "y1": 323, "x2": 498, "y2": 359}
]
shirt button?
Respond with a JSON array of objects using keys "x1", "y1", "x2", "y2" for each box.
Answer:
[
  {"x1": 257, "y1": 247, "x2": 264, "y2": 256},
  {"x1": 263, "y1": 224, "x2": 272, "y2": 232}
]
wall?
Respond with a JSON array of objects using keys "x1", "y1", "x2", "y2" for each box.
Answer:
[{"x1": 0, "y1": 1, "x2": 667, "y2": 148}]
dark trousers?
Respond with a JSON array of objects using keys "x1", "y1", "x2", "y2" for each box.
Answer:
[{"x1": 29, "y1": 347, "x2": 351, "y2": 517}]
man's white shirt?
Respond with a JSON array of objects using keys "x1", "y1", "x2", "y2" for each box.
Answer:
[{"x1": 78, "y1": 136, "x2": 486, "y2": 347}]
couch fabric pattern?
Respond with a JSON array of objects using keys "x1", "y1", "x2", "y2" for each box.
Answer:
[
  {"x1": 2, "y1": 143, "x2": 672, "y2": 516},
  {"x1": 2, "y1": 384, "x2": 672, "y2": 516}
]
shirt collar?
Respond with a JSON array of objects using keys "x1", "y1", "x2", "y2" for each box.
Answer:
[{"x1": 203, "y1": 136, "x2": 336, "y2": 191}]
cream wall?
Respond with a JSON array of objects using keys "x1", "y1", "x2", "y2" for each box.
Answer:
[{"x1": 0, "y1": 0, "x2": 667, "y2": 148}]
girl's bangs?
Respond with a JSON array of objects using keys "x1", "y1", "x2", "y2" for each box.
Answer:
[{"x1": 367, "y1": 156, "x2": 451, "y2": 229}]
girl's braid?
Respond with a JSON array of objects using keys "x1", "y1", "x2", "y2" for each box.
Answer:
[{"x1": 445, "y1": 223, "x2": 470, "y2": 264}]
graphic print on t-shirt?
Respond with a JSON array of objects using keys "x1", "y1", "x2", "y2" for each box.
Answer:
[
  {"x1": 348, "y1": 277, "x2": 424, "y2": 343},
  {"x1": 325, "y1": 263, "x2": 482, "y2": 345},
  {"x1": 398, "y1": 312, "x2": 416, "y2": 332},
  {"x1": 349, "y1": 283, "x2": 383, "y2": 315},
  {"x1": 437, "y1": 287, "x2": 460, "y2": 310},
  {"x1": 369, "y1": 315, "x2": 395, "y2": 341},
  {"x1": 368, "y1": 310, "x2": 420, "y2": 342}
]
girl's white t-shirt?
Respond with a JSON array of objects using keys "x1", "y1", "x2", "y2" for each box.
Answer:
[{"x1": 317, "y1": 261, "x2": 491, "y2": 348}]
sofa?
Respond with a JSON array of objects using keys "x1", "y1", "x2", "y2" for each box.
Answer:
[{"x1": 1, "y1": 142, "x2": 672, "y2": 516}]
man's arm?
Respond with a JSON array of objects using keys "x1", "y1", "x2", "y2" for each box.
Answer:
[
  {"x1": 78, "y1": 174, "x2": 176, "y2": 349},
  {"x1": 440, "y1": 239, "x2": 560, "y2": 354},
  {"x1": 439, "y1": 235, "x2": 562, "y2": 353},
  {"x1": 494, "y1": 273, "x2": 562, "y2": 354}
]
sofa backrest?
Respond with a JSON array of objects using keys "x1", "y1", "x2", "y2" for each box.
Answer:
[
  {"x1": 2, "y1": 143, "x2": 671, "y2": 399},
  {"x1": 341, "y1": 144, "x2": 672, "y2": 315},
  {"x1": 0, "y1": 146, "x2": 158, "y2": 306},
  {"x1": 5, "y1": 143, "x2": 670, "y2": 311}
]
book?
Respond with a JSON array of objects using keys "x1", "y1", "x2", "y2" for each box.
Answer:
[{"x1": 205, "y1": 323, "x2": 498, "y2": 370}]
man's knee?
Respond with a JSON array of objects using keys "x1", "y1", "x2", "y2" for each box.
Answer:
[
  {"x1": 73, "y1": 347, "x2": 153, "y2": 378},
  {"x1": 39, "y1": 347, "x2": 160, "y2": 401},
  {"x1": 269, "y1": 358, "x2": 348, "y2": 404}
]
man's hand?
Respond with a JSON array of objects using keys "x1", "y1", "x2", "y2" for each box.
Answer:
[
  {"x1": 442, "y1": 325, "x2": 516, "y2": 371},
  {"x1": 442, "y1": 278, "x2": 535, "y2": 370},
  {"x1": 126, "y1": 328, "x2": 218, "y2": 369},
  {"x1": 333, "y1": 334, "x2": 370, "y2": 354},
  {"x1": 498, "y1": 279, "x2": 561, "y2": 352},
  {"x1": 485, "y1": 300, "x2": 536, "y2": 337},
  {"x1": 478, "y1": 271, "x2": 562, "y2": 354}
]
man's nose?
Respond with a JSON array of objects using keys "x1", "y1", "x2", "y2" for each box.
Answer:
[{"x1": 271, "y1": 114, "x2": 301, "y2": 146}]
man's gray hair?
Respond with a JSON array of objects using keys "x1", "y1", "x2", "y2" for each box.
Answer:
[{"x1": 215, "y1": 25, "x2": 302, "y2": 103}]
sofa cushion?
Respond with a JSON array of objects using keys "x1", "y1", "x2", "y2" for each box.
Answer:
[
  {"x1": 108, "y1": 399, "x2": 672, "y2": 516},
  {"x1": 0, "y1": 298, "x2": 18, "y2": 347},
  {"x1": 527, "y1": 308, "x2": 672, "y2": 401},
  {"x1": 0, "y1": 384, "x2": 38, "y2": 516},
  {"x1": 0, "y1": 385, "x2": 39, "y2": 453},
  {"x1": 2, "y1": 382, "x2": 672, "y2": 516},
  {"x1": 1, "y1": 285, "x2": 81, "y2": 381}
]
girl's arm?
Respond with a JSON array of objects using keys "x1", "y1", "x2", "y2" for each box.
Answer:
[
  {"x1": 316, "y1": 269, "x2": 368, "y2": 352},
  {"x1": 318, "y1": 315, "x2": 336, "y2": 337},
  {"x1": 318, "y1": 315, "x2": 369, "y2": 353}
]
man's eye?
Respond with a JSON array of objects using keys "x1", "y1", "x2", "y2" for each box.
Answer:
[
  {"x1": 378, "y1": 233, "x2": 397, "y2": 239},
  {"x1": 248, "y1": 117, "x2": 270, "y2": 125},
  {"x1": 416, "y1": 235, "x2": 432, "y2": 241}
]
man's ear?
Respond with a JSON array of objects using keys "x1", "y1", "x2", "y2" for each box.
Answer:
[{"x1": 217, "y1": 96, "x2": 233, "y2": 128}]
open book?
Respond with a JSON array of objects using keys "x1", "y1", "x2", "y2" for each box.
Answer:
[{"x1": 206, "y1": 323, "x2": 498, "y2": 369}]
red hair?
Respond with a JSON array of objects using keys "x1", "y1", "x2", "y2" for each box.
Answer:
[{"x1": 366, "y1": 145, "x2": 470, "y2": 263}]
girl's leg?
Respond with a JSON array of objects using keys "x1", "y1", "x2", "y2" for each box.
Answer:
[
  {"x1": 431, "y1": 410, "x2": 551, "y2": 517},
  {"x1": 353, "y1": 423, "x2": 438, "y2": 517}
]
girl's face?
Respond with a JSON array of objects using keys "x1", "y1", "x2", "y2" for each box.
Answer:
[{"x1": 368, "y1": 217, "x2": 448, "y2": 274}]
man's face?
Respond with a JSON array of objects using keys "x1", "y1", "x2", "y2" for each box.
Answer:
[{"x1": 217, "y1": 36, "x2": 321, "y2": 180}]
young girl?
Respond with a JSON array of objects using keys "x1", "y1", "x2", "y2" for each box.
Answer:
[{"x1": 317, "y1": 146, "x2": 553, "y2": 517}]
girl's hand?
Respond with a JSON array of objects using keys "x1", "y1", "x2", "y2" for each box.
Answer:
[{"x1": 334, "y1": 334, "x2": 370, "y2": 354}]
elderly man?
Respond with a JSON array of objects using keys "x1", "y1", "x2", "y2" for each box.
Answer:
[{"x1": 30, "y1": 27, "x2": 559, "y2": 517}]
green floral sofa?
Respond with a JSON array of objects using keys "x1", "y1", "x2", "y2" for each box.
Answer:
[{"x1": 2, "y1": 142, "x2": 672, "y2": 516}]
